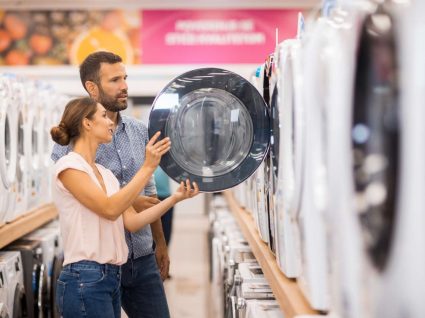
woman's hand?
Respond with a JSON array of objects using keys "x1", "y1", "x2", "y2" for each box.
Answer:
[
  {"x1": 172, "y1": 179, "x2": 199, "y2": 203},
  {"x1": 144, "y1": 132, "x2": 171, "y2": 170}
]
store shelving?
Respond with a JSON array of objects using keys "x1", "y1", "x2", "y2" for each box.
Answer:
[
  {"x1": 222, "y1": 190, "x2": 320, "y2": 318},
  {"x1": 0, "y1": 204, "x2": 58, "y2": 249}
]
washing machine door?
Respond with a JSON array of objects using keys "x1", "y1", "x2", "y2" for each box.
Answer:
[
  {"x1": 12, "y1": 284, "x2": 26, "y2": 318},
  {"x1": 0, "y1": 85, "x2": 17, "y2": 191},
  {"x1": 51, "y1": 252, "x2": 64, "y2": 318},
  {"x1": 351, "y1": 4, "x2": 399, "y2": 272},
  {"x1": 148, "y1": 68, "x2": 270, "y2": 192}
]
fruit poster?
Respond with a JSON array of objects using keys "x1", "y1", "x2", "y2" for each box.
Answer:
[
  {"x1": 0, "y1": 9, "x2": 299, "y2": 66},
  {"x1": 0, "y1": 9, "x2": 141, "y2": 66}
]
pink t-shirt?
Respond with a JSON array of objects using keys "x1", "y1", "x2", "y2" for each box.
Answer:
[{"x1": 52, "y1": 152, "x2": 129, "y2": 266}]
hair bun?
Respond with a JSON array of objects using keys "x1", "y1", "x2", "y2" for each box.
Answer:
[{"x1": 50, "y1": 124, "x2": 70, "y2": 146}]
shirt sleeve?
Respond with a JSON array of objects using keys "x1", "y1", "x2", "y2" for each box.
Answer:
[
  {"x1": 144, "y1": 175, "x2": 157, "y2": 196},
  {"x1": 54, "y1": 155, "x2": 88, "y2": 191},
  {"x1": 51, "y1": 143, "x2": 72, "y2": 163}
]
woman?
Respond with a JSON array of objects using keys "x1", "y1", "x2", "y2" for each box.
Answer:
[{"x1": 50, "y1": 97, "x2": 198, "y2": 318}]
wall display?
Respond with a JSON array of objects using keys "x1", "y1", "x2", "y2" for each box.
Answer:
[
  {"x1": 148, "y1": 67, "x2": 270, "y2": 192},
  {"x1": 141, "y1": 9, "x2": 298, "y2": 64}
]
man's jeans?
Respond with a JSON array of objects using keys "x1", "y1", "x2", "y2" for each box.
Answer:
[
  {"x1": 55, "y1": 260, "x2": 121, "y2": 318},
  {"x1": 121, "y1": 253, "x2": 170, "y2": 318}
]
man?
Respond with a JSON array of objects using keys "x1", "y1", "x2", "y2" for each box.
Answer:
[{"x1": 51, "y1": 51, "x2": 170, "y2": 318}]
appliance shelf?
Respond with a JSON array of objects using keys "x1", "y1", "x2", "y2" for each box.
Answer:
[
  {"x1": 0, "y1": 204, "x2": 58, "y2": 249},
  {"x1": 223, "y1": 190, "x2": 320, "y2": 317}
]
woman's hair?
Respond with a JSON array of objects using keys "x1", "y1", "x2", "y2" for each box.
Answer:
[{"x1": 50, "y1": 97, "x2": 98, "y2": 146}]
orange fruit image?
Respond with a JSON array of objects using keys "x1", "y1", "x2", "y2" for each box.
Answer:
[
  {"x1": 0, "y1": 29, "x2": 11, "y2": 52},
  {"x1": 70, "y1": 26, "x2": 134, "y2": 65},
  {"x1": 29, "y1": 33, "x2": 53, "y2": 55},
  {"x1": 5, "y1": 49, "x2": 29, "y2": 65},
  {"x1": 4, "y1": 14, "x2": 27, "y2": 40}
]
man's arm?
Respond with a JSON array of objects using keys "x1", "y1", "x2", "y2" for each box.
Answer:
[{"x1": 133, "y1": 195, "x2": 170, "y2": 281}]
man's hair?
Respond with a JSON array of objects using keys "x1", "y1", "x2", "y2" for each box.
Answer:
[{"x1": 79, "y1": 51, "x2": 123, "y2": 92}]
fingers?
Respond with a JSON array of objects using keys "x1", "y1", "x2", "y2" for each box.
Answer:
[
  {"x1": 147, "y1": 131, "x2": 161, "y2": 146},
  {"x1": 192, "y1": 182, "x2": 199, "y2": 196},
  {"x1": 182, "y1": 179, "x2": 199, "y2": 197}
]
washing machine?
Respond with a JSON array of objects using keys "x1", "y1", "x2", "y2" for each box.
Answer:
[
  {"x1": 350, "y1": 2, "x2": 402, "y2": 317},
  {"x1": 231, "y1": 263, "x2": 275, "y2": 318},
  {"x1": 323, "y1": 2, "x2": 374, "y2": 318},
  {"x1": 148, "y1": 67, "x2": 270, "y2": 193},
  {"x1": 297, "y1": 15, "x2": 337, "y2": 311},
  {"x1": 0, "y1": 251, "x2": 27, "y2": 318},
  {"x1": 373, "y1": 1, "x2": 425, "y2": 317},
  {"x1": 5, "y1": 239, "x2": 48, "y2": 318},
  {"x1": 0, "y1": 75, "x2": 19, "y2": 223},
  {"x1": 24, "y1": 227, "x2": 63, "y2": 318},
  {"x1": 38, "y1": 220, "x2": 63, "y2": 318},
  {"x1": 19, "y1": 81, "x2": 41, "y2": 213},
  {"x1": 0, "y1": 261, "x2": 8, "y2": 317},
  {"x1": 253, "y1": 163, "x2": 270, "y2": 244},
  {"x1": 245, "y1": 300, "x2": 283, "y2": 318},
  {"x1": 273, "y1": 37, "x2": 303, "y2": 279},
  {"x1": 12, "y1": 78, "x2": 30, "y2": 218}
]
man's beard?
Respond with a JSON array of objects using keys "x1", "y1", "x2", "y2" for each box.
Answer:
[{"x1": 98, "y1": 87, "x2": 128, "y2": 112}]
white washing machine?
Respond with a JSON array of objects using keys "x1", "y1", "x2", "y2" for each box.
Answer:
[
  {"x1": 0, "y1": 75, "x2": 19, "y2": 223},
  {"x1": 297, "y1": 16, "x2": 335, "y2": 311},
  {"x1": 21, "y1": 81, "x2": 41, "y2": 213},
  {"x1": 0, "y1": 251, "x2": 27, "y2": 318},
  {"x1": 12, "y1": 78, "x2": 30, "y2": 218},
  {"x1": 325, "y1": 3, "x2": 374, "y2": 318},
  {"x1": 0, "y1": 262, "x2": 8, "y2": 317},
  {"x1": 254, "y1": 163, "x2": 270, "y2": 244},
  {"x1": 376, "y1": 1, "x2": 425, "y2": 317},
  {"x1": 245, "y1": 300, "x2": 283, "y2": 318},
  {"x1": 274, "y1": 38, "x2": 303, "y2": 279},
  {"x1": 5, "y1": 239, "x2": 48, "y2": 318}
]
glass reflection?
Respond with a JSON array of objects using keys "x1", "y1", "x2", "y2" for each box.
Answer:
[{"x1": 165, "y1": 88, "x2": 253, "y2": 177}]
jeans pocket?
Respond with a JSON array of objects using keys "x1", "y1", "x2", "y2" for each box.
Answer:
[
  {"x1": 78, "y1": 269, "x2": 105, "y2": 286},
  {"x1": 55, "y1": 280, "x2": 66, "y2": 315}
]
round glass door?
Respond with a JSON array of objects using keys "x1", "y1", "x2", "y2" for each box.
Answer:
[
  {"x1": 149, "y1": 68, "x2": 270, "y2": 192},
  {"x1": 351, "y1": 6, "x2": 399, "y2": 272}
]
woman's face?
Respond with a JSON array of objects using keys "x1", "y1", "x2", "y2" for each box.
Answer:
[{"x1": 89, "y1": 103, "x2": 114, "y2": 143}]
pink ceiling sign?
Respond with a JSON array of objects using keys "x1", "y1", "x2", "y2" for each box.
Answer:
[{"x1": 140, "y1": 9, "x2": 299, "y2": 64}]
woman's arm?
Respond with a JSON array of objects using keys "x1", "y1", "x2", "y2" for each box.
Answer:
[
  {"x1": 58, "y1": 132, "x2": 171, "y2": 221},
  {"x1": 123, "y1": 180, "x2": 199, "y2": 232}
]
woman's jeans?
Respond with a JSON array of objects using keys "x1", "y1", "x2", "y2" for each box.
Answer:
[{"x1": 55, "y1": 260, "x2": 121, "y2": 318}]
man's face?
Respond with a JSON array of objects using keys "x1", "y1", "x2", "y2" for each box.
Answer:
[{"x1": 96, "y1": 62, "x2": 128, "y2": 112}]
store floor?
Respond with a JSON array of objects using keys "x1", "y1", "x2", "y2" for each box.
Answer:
[{"x1": 122, "y1": 195, "x2": 210, "y2": 317}]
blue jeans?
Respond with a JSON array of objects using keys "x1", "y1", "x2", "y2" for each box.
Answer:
[
  {"x1": 55, "y1": 260, "x2": 121, "y2": 318},
  {"x1": 121, "y1": 253, "x2": 170, "y2": 318}
]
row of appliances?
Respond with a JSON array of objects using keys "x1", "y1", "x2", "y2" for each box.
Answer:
[
  {"x1": 145, "y1": 0, "x2": 425, "y2": 317},
  {"x1": 208, "y1": 194, "x2": 284, "y2": 318},
  {"x1": 0, "y1": 75, "x2": 67, "y2": 224},
  {"x1": 230, "y1": 0, "x2": 424, "y2": 317},
  {"x1": 0, "y1": 219, "x2": 63, "y2": 318}
]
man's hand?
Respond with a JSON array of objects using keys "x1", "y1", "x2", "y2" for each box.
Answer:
[
  {"x1": 155, "y1": 242, "x2": 170, "y2": 281},
  {"x1": 133, "y1": 195, "x2": 161, "y2": 212},
  {"x1": 135, "y1": 195, "x2": 171, "y2": 281}
]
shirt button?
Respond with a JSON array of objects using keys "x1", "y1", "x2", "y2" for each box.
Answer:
[
  {"x1": 122, "y1": 182, "x2": 127, "y2": 185},
  {"x1": 117, "y1": 149, "x2": 121, "y2": 153},
  {"x1": 123, "y1": 166, "x2": 126, "y2": 170}
]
